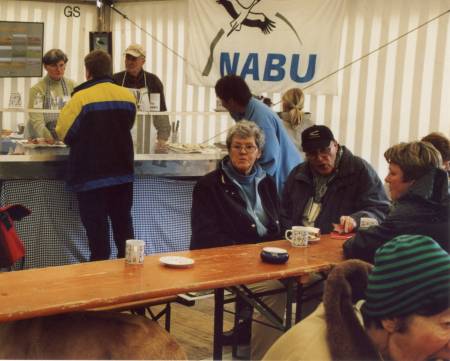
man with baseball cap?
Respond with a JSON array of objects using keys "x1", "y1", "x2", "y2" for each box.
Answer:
[
  {"x1": 281, "y1": 125, "x2": 389, "y2": 234},
  {"x1": 113, "y1": 44, "x2": 170, "y2": 152}
]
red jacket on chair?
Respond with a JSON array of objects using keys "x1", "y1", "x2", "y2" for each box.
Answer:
[{"x1": 0, "y1": 204, "x2": 31, "y2": 268}]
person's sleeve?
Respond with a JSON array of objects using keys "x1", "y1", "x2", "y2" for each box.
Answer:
[
  {"x1": 150, "y1": 75, "x2": 171, "y2": 141},
  {"x1": 348, "y1": 161, "x2": 390, "y2": 226},
  {"x1": 190, "y1": 181, "x2": 231, "y2": 250},
  {"x1": 280, "y1": 173, "x2": 295, "y2": 233},
  {"x1": 343, "y1": 220, "x2": 399, "y2": 263},
  {"x1": 55, "y1": 95, "x2": 83, "y2": 146},
  {"x1": 257, "y1": 119, "x2": 280, "y2": 177},
  {"x1": 343, "y1": 202, "x2": 410, "y2": 263},
  {"x1": 28, "y1": 85, "x2": 53, "y2": 139},
  {"x1": 153, "y1": 115, "x2": 171, "y2": 141}
]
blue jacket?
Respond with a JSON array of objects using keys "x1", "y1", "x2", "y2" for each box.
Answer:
[
  {"x1": 56, "y1": 78, "x2": 136, "y2": 192},
  {"x1": 232, "y1": 98, "x2": 302, "y2": 193},
  {"x1": 281, "y1": 146, "x2": 390, "y2": 234},
  {"x1": 190, "y1": 157, "x2": 281, "y2": 250},
  {"x1": 344, "y1": 168, "x2": 449, "y2": 263}
]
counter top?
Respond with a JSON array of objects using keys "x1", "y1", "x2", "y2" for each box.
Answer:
[{"x1": 0, "y1": 152, "x2": 225, "y2": 179}]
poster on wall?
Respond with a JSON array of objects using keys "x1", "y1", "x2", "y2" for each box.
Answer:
[
  {"x1": 89, "y1": 32, "x2": 112, "y2": 58},
  {"x1": 0, "y1": 21, "x2": 44, "y2": 78},
  {"x1": 186, "y1": 0, "x2": 345, "y2": 94}
]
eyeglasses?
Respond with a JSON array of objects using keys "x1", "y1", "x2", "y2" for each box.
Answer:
[
  {"x1": 47, "y1": 63, "x2": 66, "y2": 70},
  {"x1": 305, "y1": 146, "x2": 333, "y2": 159},
  {"x1": 231, "y1": 144, "x2": 258, "y2": 153}
]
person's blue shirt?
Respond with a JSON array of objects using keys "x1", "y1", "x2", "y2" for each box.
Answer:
[{"x1": 232, "y1": 97, "x2": 302, "y2": 193}]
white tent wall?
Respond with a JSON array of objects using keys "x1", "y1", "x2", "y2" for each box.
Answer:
[{"x1": 1, "y1": 0, "x2": 449, "y2": 178}]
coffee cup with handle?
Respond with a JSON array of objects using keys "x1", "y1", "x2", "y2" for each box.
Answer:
[{"x1": 285, "y1": 226, "x2": 321, "y2": 247}]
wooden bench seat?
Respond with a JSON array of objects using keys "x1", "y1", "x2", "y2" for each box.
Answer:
[{"x1": 90, "y1": 295, "x2": 178, "y2": 331}]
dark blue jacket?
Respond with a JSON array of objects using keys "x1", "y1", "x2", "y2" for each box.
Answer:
[
  {"x1": 281, "y1": 146, "x2": 390, "y2": 233},
  {"x1": 190, "y1": 158, "x2": 281, "y2": 250},
  {"x1": 344, "y1": 168, "x2": 450, "y2": 263}
]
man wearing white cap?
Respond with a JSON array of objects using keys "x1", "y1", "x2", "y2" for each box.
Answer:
[{"x1": 113, "y1": 44, "x2": 170, "y2": 152}]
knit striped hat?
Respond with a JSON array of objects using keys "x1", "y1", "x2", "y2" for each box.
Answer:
[{"x1": 363, "y1": 235, "x2": 450, "y2": 317}]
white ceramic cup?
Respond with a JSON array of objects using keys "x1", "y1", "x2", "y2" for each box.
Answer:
[
  {"x1": 285, "y1": 226, "x2": 310, "y2": 247},
  {"x1": 125, "y1": 239, "x2": 145, "y2": 264},
  {"x1": 285, "y1": 226, "x2": 320, "y2": 247}
]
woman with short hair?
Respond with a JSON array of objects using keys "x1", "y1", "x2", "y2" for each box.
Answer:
[
  {"x1": 27, "y1": 49, "x2": 75, "y2": 141},
  {"x1": 190, "y1": 120, "x2": 280, "y2": 249},
  {"x1": 343, "y1": 141, "x2": 449, "y2": 263},
  {"x1": 190, "y1": 120, "x2": 285, "y2": 360}
]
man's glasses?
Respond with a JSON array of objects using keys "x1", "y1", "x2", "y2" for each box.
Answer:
[
  {"x1": 231, "y1": 144, "x2": 258, "y2": 153},
  {"x1": 305, "y1": 146, "x2": 333, "y2": 159}
]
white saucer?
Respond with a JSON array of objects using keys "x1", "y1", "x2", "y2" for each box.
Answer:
[
  {"x1": 309, "y1": 237, "x2": 320, "y2": 242},
  {"x1": 159, "y1": 256, "x2": 194, "y2": 268}
]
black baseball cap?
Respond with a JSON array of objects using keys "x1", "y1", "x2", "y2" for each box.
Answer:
[{"x1": 301, "y1": 125, "x2": 335, "y2": 152}]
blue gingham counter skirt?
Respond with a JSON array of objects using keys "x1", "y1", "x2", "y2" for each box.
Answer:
[{"x1": 0, "y1": 176, "x2": 196, "y2": 269}]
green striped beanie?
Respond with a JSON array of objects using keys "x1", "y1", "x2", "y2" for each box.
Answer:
[{"x1": 363, "y1": 234, "x2": 450, "y2": 318}]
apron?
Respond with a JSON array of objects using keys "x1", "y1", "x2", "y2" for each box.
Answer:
[
  {"x1": 121, "y1": 73, "x2": 156, "y2": 152},
  {"x1": 121, "y1": 73, "x2": 151, "y2": 111},
  {"x1": 43, "y1": 78, "x2": 69, "y2": 139}
]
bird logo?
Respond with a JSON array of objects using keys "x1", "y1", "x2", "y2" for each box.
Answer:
[
  {"x1": 219, "y1": 0, "x2": 275, "y2": 36},
  {"x1": 202, "y1": 0, "x2": 303, "y2": 76}
]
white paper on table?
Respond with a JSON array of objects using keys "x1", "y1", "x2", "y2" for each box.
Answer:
[{"x1": 149, "y1": 93, "x2": 160, "y2": 111}]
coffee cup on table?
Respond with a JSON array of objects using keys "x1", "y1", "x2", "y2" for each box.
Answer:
[
  {"x1": 125, "y1": 239, "x2": 145, "y2": 264},
  {"x1": 285, "y1": 226, "x2": 320, "y2": 247}
]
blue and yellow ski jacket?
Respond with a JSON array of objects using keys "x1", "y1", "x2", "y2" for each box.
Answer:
[{"x1": 56, "y1": 78, "x2": 136, "y2": 192}]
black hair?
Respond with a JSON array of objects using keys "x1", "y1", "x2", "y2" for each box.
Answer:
[{"x1": 215, "y1": 75, "x2": 252, "y2": 106}]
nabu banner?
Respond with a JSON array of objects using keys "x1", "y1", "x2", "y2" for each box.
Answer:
[{"x1": 186, "y1": 0, "x2": 345, "y2": 94}]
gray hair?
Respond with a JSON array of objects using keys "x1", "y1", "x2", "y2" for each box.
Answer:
[{"x1": 226, "y1": 120, "x2": 265, "y2": 151}]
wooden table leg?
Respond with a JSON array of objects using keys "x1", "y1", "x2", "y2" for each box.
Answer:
[{"x1": 213, "y1": 288, "x2": 224, "y2": 360}]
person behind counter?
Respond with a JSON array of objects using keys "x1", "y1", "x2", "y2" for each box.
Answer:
[
  {"x1": 113, "y1": 44, "x2": 171, "y2": 153},
  {"x1": 56, "y1": 50, "x2": 136, "y2": 261},
  {"x1": 215, "y1": 75, "x2": 302, "y2": 193},
  {"x1": 27, "y1": 49, "x2": 75, "y2": 141},
  {"x1": 279, "y1": 88, "x2": 314, "y2": 153},
  {"x1": 190, "y1": 120, "x2": 285, "y2": 360}
]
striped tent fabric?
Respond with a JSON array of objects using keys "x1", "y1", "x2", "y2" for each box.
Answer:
[{"x1": 363, "y1": 234, "x2": 450, "y2": 317}]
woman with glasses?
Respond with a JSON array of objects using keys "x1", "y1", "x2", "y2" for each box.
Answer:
[
  {"x1": 190, "y1": 120, "x2": 285, "y2": 360},
  {"x1": 190, "y1": 120, "x2": 281, "y2": 250},
  {"x1": 27, "y1": 49, "x2": 75, "y2": 141}
]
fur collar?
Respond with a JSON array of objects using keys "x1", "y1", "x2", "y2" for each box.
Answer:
[{"x1": 324, "y1": 260, "x2": 380, "y2": 361}]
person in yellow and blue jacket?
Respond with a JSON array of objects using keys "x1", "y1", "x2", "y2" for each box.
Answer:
[{"x1": 56, "y1": 50, "x2": 136, "y2": 261}]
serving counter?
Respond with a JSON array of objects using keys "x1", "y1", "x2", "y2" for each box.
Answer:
[{"x1": 0, "y1": 152, "x2": 225, "y2": 270}]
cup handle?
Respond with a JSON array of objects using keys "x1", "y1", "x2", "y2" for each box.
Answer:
[{"x1": 285, "y1": 230, "x2": 292, "y2": 240}]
